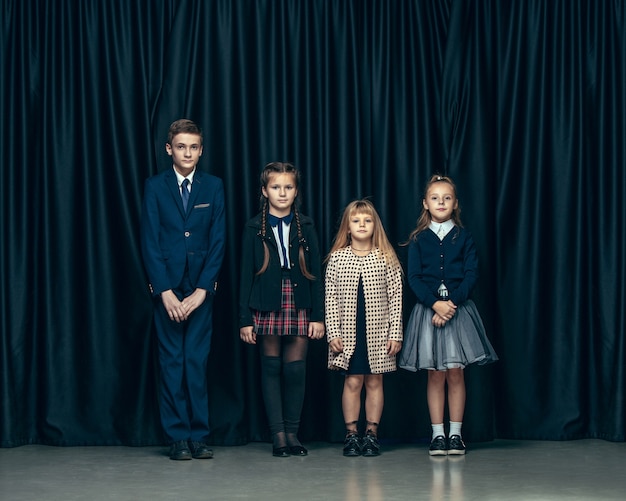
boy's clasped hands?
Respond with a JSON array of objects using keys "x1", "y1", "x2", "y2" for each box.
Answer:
[{"x1": 161, "y1": 288, "x2": 207, "y2": 323}]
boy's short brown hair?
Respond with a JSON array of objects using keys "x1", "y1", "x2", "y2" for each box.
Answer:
[{"x1": 167, "y1": 119, "x2": 203, "y2": 145}]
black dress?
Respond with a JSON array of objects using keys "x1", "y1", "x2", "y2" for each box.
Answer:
[{"x1": 347, "y1": 276, "x2": 371, "y2": 375}]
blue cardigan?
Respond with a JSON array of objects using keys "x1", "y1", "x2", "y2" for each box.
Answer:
[{"x1": 407, "y1": 226, "x2": 478, "y2": 308}]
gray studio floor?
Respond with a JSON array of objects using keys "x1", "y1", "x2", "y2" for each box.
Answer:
[{"x1": 1, "y1": 439, "x2": 625, "y2": 501}]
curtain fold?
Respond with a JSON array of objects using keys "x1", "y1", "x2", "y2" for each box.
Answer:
[{"x1": 1, "y1": 0, "x2": 624, "y2": 447}]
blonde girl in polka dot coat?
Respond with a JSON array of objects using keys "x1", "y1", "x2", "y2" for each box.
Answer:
[{"x1": 325, "y1": 199, "x2": 403, "y2": 457}]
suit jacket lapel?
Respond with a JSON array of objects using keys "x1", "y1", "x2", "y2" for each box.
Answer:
[
  {"x1": 164, "y1": 169, "x2": 186, "y2": 217},
  {"x1": 187, "y1": 172, "x2": 203, "y2": 211}
]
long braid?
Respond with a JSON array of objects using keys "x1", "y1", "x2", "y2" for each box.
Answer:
[
  {"x1": 256, "y1": 161, "x2": 313, "y2": 277},
  {"x1": 256, "y1": 199, "x2": 271, "y2": 275},
  {"x1": 294, "y1": 208, "x2": 315, "y2": 280}
]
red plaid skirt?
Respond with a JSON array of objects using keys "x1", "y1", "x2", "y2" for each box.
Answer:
[{"x1": 253, "y1": 276, "x2": 310, "y2": 336}]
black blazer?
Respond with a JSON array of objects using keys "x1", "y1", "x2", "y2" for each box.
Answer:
[{"x1": 238, "y1": 212, "x2": 324, "y2": 328}]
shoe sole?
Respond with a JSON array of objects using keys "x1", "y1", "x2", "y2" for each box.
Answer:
[
  {"x1": 192, "y1": 453, "x2": 214, "y2": 459},
  {"x1": 448, "y1": 449, "x2": 465, "y2": 455},
  {"x1": 343, "y1": 451, "x2": 361, "y2": 457},
  {"x1": 428, "y1": 450, "x2": 448, "y2": 456}
]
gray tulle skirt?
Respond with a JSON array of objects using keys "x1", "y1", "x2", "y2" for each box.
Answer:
[{"x1": 399, "y1": 300, "x2": 498, "y2": 372}]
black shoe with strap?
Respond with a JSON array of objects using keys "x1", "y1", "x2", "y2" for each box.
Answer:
[
  {"x1": 289, "y1": 445, "x2": 308, "y2": 456},
  {"x1": 285, "y1": 431, "x2": 308, "y2": 456},
  {"x1": 361, "y1": 430, "x2": 380, "y2": 457},
  {"x1": 272, "y1": 446, "x2": 290, "y2": 457},
  {"x1": 343, "y1": 432, "x2": 361, "y2": 457}
]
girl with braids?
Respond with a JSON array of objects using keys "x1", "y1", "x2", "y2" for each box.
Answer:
[
  {"x1": 399, "y1": 174, "x2": 497, "y2": 456},
  {"x1": 325, "y1": 199, "x2": 403, "y2": 457},
  {"x1": 239, "y1": 162, "x2": 325, "y2": 457}
]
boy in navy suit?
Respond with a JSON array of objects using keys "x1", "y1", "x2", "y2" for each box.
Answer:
[{"x1": 141, "y1": 119, "x2": 225, "y2": 460}]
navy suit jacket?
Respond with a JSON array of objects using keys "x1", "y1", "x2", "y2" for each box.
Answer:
[{"x1": 140, "y1": 167, "x2": 226, "y2": 297}]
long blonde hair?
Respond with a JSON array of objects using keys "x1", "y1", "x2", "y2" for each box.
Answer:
[
  {"x1": 256, "y1": 162, "x2": 314, "y2": 279},
  {"x1": 326, "y1": 199, "x2": 400, "y2": 268},
  {"x1": 404, "y1": 174, "x2": 463, "y2": 244}
]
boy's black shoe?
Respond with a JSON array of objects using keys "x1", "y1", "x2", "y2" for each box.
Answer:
[
  {"x1": 448, "y1": 435, "x2": 466, "y2": 455},
  {"x1": 169, "y1": 440, "x2": 192, "y2": 460},
  {"x1": 343, "y1": 432, "x2": 361, "y2": 456},
  {"x1": 361, "y1": 431, "x2": 380, "y2": 457},
  {"x1": 189, "y1": 441, "x2": 214, "y2": 459},
  {"x1": 428, "y1": 435, "x2": 448, "y2": 456}
]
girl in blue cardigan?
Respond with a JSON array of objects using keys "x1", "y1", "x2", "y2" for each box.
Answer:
[{"x1": 400, "y1": 174, "x2": 497, "y2": 456}]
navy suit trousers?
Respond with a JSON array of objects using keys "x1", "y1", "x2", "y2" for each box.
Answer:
[{"x1": 153, "y1": 271, "x2": 214, "y2": 443}]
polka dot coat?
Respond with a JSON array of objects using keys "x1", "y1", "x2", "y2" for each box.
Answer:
[{"x1": 325, "y1": 247, "x2": 403, "y2": 374}]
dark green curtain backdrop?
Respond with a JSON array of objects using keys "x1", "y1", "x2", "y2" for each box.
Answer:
[{"x1": 1, "y1": 0, "x2": 624, "y2": 447}]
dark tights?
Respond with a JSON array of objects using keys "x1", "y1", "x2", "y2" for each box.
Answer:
[{"x1": 259, "y1": 336, "x2": 308, "y2": 449}]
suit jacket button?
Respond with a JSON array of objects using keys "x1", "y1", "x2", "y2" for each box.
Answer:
[{"x1": 184, "y1": 231, "x2": 191, "y2": 237}]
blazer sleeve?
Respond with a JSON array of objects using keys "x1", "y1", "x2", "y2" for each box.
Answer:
[
  {"x1": 196, "y1": 177, "x2": 226, "y2": 294},
  {"x1": 448, "y1": 230, "x2": 478, "y2": 305},
  {"x1": 140, "y1": 176, "x2": 170, "y2": 296},
  {"x1": 407, "y1": 238, "x2": 439, "y2": 307},
  {"x1": 305, "y1": 222, "x2": 325, "y2": 323}
]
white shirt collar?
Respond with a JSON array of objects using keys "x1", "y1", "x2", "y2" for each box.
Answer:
[
  {"x1": 173, "y1": 167, "x2": 196, "y2": 186},
  {"x1": 270, "y1": 223, "x2": 292, "y2": 268},
  {"x1": 429, "y1": 219, "x2": 455, "y2": 239}
]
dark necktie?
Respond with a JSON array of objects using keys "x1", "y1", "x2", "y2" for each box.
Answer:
[
  {"x1": 268, "y1": 212, "x2": 294, "y2": 268},
  {"x1": 181, "y1": 179, "x2": 190, "y2": 211}
]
